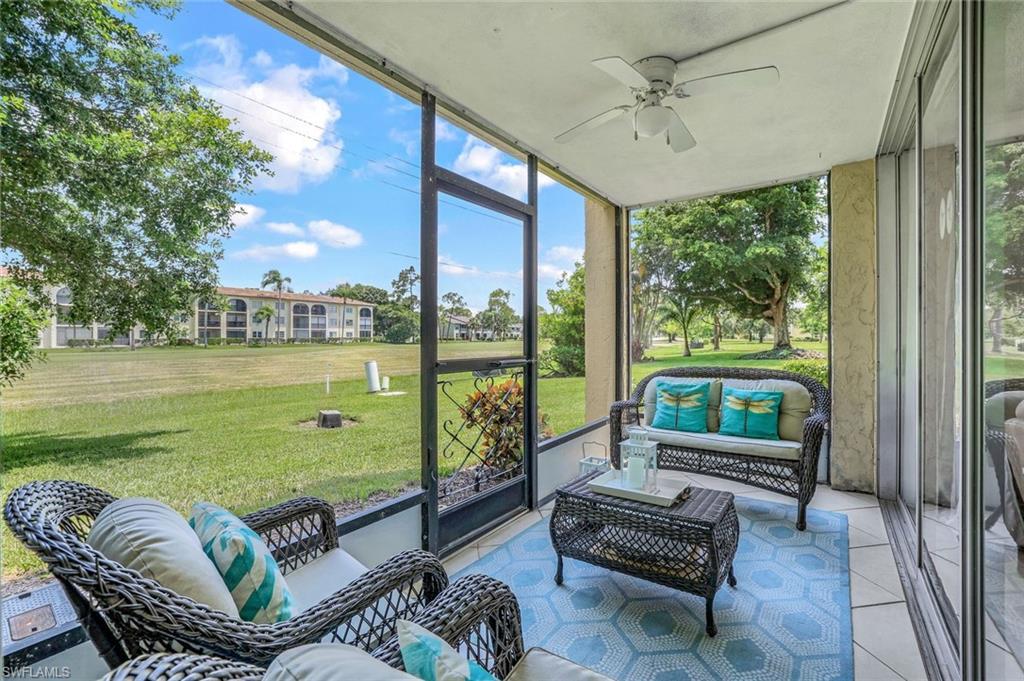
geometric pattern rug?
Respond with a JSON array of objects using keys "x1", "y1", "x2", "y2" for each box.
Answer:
[{"x1": 455, "y1": 496, "x2": 852, "y2": 681}]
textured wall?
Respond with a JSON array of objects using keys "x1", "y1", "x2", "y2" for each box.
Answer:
[
  {"x1": 830, "y1": 159, "x2": 878, "y2": 492},
  {"x1": 584, "y1": 199, "x2": 619, "y2": 422}
]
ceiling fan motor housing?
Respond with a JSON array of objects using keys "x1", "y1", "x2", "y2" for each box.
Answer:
[{"x1": 632, "y1": 56, "x2": 677, "y2": 93}]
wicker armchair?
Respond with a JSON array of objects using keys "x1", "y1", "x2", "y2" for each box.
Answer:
[
  {"x1": 611, "y1": 367, "x2": 830, "y2": 530},
  {"x1": 4, "y1": 481, "x2": 524, "y2": 677}
]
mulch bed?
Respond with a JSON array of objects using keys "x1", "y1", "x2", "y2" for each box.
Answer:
[{"x1": 739, "y1": 347, "x2": 826, "y2": 360}]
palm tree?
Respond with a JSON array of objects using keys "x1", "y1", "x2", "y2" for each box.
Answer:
[
  {"x1": 260, "y1": 270, "x2": 291, "y2": 341},
  {"x1": 253, "y1": 305, "x2": 274, "y2": 345},
  {"x1": 660, "y1": 293, "x2": 703, "y2": 357}
]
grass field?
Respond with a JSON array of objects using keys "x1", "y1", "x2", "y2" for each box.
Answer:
[{"x1": 2, "y1": 338, "x2": 821, "y2": 581}]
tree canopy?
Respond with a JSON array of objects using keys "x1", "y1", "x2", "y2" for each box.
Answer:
[
  {"x1": 1, "y1": 0, "x2": 271, "y2": 336},
  {"x1": 632, "y1": 178, "x2": 825, "y2": 351},
  {"x1": 540, "y1": 263, "x2": 585, "y2": 376}
]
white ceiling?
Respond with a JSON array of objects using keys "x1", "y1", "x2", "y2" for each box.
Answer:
[{"x1": 296, "y1": 1, "x2": 914, "y2": 206}]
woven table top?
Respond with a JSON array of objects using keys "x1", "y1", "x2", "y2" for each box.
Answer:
[{"x1": 557, "y1": 471, "x2": 736, "y2": 527}]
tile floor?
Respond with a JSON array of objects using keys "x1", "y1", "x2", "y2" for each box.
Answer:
[{"x1": 442, "y1": 474, "x2": 929, "y2": 681}]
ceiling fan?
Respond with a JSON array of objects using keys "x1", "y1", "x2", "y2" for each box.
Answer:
[{"x1": 554, "y1": 56, "x2": 780, "y2": 152}]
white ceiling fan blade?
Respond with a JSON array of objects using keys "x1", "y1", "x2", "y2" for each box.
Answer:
[
  {"x1": 666, "y1": 108, "x2": 696, "y2": 153},
  {"x1": 554, "y1": 105, "x2": 631, "y2": 143},
  {"x1": 675, "y1": 66, "x2": 780, "y2": 98},
  {"x1": 592, "y1": 57, "x2": 649, "y2": 90}
]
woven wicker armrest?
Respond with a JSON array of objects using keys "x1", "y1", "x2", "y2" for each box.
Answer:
[
  {"x1": 104, "y1": 653, "x2": 264, "y2": 681},
  {"x1": 241, "y1": 496, "x2": 339, "y2": 572},
  {"x1": 372, "y1": 573, "x2": 524, "y2": 679},
  {"x1": 609, "y1": 399, "x2": 641, "y2": 467},
  {"x1": 236, "y1": 548, "x2": 449, "y2": 663}
]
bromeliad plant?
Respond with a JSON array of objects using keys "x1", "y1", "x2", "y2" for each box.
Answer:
[{"x1": 460, "y1": 377, "x2": 553, "y2": 470}]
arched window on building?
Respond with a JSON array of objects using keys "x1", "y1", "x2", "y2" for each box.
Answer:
[
  {"x1": 225, "y1": 298, "x2": 247, "y2": 339},
  {"x1": 54, "y1": 287, "x2": 92, "y2": 346},
  {"x1": 310, "y1": 304, "x2": 327, "y2": 339},
  {"x1": 197, "y1": 300, "x2": 221, "y2": 341},
  {"x1": 292, "y1": 303, "x2": 310, "y2": 339},
  {"x1": 359, "y1": 307, "x2": 373, "y2": 339}
]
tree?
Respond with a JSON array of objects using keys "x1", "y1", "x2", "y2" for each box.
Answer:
[
  {"x1": 0, "y1": 279, "x2": 48, "y2": 388},
  {"x1": 261, "y1": 270, "x2": 291, "y2": 340},
  {"x1": 253, "y1": 305, "x2": 274, "y2": 345},
  {"x1": 480, "y1": 289, "x2": 516, "y2": 340},
  {"x1": 630, "y1": 224, "x2": 674, "y2": 361},
  {"x1": 391, "y1": 266, "x2": 421, "y2": 311},
  {"x1": 440, "y1": 292, "x2": 470, "y2": 340},
  {"x1": 540, "y1": 263, "x2": 585, "y2": 376},
  {"x1": 327, "y1": 283, "x2": 389, "y2": 306},
  {"x1": 795, "y1": 245, "x2": 829, "y2": 341},
  {"x1": 383, "y1": 307, "x2": 418, "y2": 344},
  {"x1": 983, "y1": 142, "x2": 1024, "y2": 352},
  {"x1": 634, "y1": 178, "x2": 825, "y2": 350},
  {"x1": 1, "y1": 0, "x2": 271, "y2": 336},
  {"x1": 660, "y1": 293, "x2": 704, "y2": 357}
]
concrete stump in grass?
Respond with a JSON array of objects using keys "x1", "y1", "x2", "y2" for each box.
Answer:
[{"x1": 317, "y1": 410, "x2": 343, "y2": 428}]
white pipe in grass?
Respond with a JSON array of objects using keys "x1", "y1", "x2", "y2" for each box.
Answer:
[{"x1": 364, "y1": 360, "x2": 381, "y2": 393}]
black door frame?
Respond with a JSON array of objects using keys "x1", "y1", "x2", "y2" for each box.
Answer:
[{"x1": 420, "y1": 93, "x2": 539, "y2": 555}]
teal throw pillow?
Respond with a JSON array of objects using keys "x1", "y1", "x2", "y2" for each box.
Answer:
[
  {"x1": 190, "y1": 502, "x2": 294, "y2": 624},
  {"x1": 719, "y1": 387, "x2": 784, "y2": 440},
  {"x1": 397, "y1": 619, "x2": 497, "y2": 681},
  {"x1": 651, "y1": 381, "x2": 710, "y2": 433}
]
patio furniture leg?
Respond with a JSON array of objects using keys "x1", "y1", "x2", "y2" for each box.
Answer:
[
  {"x1": 554, "y1": 554, "x2": 563, "y2": 585},
  {"x1": 705, "y1": 593, "x2": 717, "y2": 637},
  {"x1": 728, "y1": 566, "x2": 737, "y2": 587},
  {"x1": 797, "y1": 502, "x2": 808, "y2": 531}
]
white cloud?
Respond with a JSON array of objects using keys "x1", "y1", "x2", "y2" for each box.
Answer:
[
  {"x1": 231, "y1": 203, "x2": 265, "y2": 229},
  {"x1": 388, "y1": 128, "x2": 418, "y2": 157},
  {"x1": 546, "y1": 245, "x2": 584, "y2": 264},
  {"x1": 186, "y1": 35, "x2": 346, "y2": 194},
  {"x1": 233, "y1": 241, "x2": 319, "y2": 261},
  {"x1": 266, "y1": 221, "x2": 304, "y2": 236},
  {"x1": 250, "y1": 50, "x2": 273, "y2": 68},
  {"x1": 453, "y1": 136, "x2": 555, "y2": 200},
  {"x1": 308, "y1": 220, "x2": 363, "y2": 248},
  {"x1": 435, "y1": 120, "x2": 458, "y2": 142},
  {"x1": 439, "y1": 257, "x2": 481, "y2": 276},
  {"x1": 539, "y1": 263, "x2": 570, "y2": 280}
]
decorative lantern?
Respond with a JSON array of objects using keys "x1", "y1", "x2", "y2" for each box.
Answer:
[
  {"x1": 578, "y1": 441, "x2": 611, "y2": 476},
  {"x1": 619, "y1": 436, "x2": 658, "y2": 491}
]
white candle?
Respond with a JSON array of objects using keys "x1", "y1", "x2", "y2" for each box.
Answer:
[{"x1": 627, "y1": 456, "x2": 644, "y2": 488}]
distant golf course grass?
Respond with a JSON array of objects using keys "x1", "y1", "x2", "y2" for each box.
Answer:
[{"x1": 3, "y1": 338, "x2": 831, "y2": 581}]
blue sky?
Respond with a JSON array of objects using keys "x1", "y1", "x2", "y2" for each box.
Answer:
[{"x1": 136, "y1": 2, "x2": 585, "y2": 314}]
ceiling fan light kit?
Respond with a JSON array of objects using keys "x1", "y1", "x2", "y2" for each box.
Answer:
[{"x1": 555, "y1": 54, "x2": 780, "y2": 153}]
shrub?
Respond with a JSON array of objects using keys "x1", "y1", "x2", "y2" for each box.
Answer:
[
  {"x1": 0, "y1": 280, "x2": 47, "y2": 387},
  {"x1": 460, "y1": 377, "x2": 552, "y2": 470},
  {"x1": 781, "y1": 359, "x2": 829, "y2": 386}
]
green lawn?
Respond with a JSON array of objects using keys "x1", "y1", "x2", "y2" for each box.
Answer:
[{"x1": 2, "y1": 338, "x2": 819, "y2": 581}]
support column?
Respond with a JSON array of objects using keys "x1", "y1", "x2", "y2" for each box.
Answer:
[
  {"x1": 584, "y1": 198, "x2": 623, "y2": 422},
  {"x1": 830, "y1": 159, "x2": 878, "y2": 492}
]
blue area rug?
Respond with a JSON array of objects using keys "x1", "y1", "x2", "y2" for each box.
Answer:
[{"x1": 455, "y1": 496, "x2": 852, "y2": 681}]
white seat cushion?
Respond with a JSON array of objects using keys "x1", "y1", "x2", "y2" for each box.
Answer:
[
  {"x1": 643, "y1": 426, "x2": 803, "y2": 461},
  {"x1": 87, "y1": 498, "x2": 239, "y2": 617},
  {"x1": 286, "y1": 548, "x2": 368, "y2": 613},
  {"x1": 263, "y1": 643, "x2": 414, "y2": 680},
  {"x1": 506, "y1": 648, "x2": 613, "y2": 681}
]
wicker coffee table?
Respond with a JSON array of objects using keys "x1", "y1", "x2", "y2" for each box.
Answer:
[{"x1": 549, "y1": 471, "x2": 739, "y2": 636}]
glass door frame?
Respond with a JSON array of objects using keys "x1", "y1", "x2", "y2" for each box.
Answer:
[{"x1": 419, "y1": 93, "x2": 540, "y2": 555}]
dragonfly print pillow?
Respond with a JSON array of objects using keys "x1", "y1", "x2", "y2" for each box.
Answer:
[
  {"x1": 718, "y1": 386, "x2": 784, "y2": 440},
  {"x1": 650, "y1": 381, "x2": 711, "y2": 433}
]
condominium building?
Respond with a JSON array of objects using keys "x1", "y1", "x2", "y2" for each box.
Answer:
[
  {"x1": 34, "y1": 284, "x2": 375, "y2": 348},
  {"x1": 194, "y1": 287, "x2": 375, "y2": 342}
]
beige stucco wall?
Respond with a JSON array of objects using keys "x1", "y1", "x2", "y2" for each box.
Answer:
[
  {"x1": 584, "y1": 198, "x2": 621, "y2": 422},
  {"x1": 830, "y1": 159, "x2": 878, "y2": 492}
]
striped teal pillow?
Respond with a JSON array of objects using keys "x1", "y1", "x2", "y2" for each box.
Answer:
[
  {"x1": 397, "y1": 619, "x2": 497, "y2": 681},
  {"x1": 189, "y1": 502, "x2": 294, "y2": 623}
]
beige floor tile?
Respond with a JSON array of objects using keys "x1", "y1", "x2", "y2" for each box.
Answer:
[
  {"x1": 477, "y1": 510, "x2": 543, "y2": 547},
  {"x1": 851, "y1": 571, "x2": 904, "y2": 608},
  {"x1": 854, "y1": 644, "x2": 904, "y2": 681},
  {"x1": 850, "y1": 544, "x2": 903, "y2": 596},
  {"x1": 810, "y1": 486, "x2": 880, "y2": 512},
  {"x1": 442, "y1": 545, "x2": 479, "y2": 574},
  {"x1": 685, "y1": 472, "x2": 759, "y2": 494},
  {"x1": 848, "y1": 525, "x2": 891, "y2": 549},
  {"x1": 852, "y1": 602, "x2": 928, "y2": 680},
  {"x1": 737, "y1": 489, "x2": 796, "y2": 506},
  {"x1": 843, "y1": 507, "x2": 890, "y2": 540}
]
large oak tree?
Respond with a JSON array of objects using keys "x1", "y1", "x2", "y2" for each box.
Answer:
[{"x1": 1, "y1": 0, "x2": 271, "y2": 337}]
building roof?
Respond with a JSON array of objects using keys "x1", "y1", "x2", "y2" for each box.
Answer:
[{"x1": 216, "y1": 286, "x2": 376, "y2": 308}]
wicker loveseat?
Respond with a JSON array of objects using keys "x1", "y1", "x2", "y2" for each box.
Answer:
[
  {"x1": 984, "y1": 379, "x2": 1024, "y2": 548},
  {"x1": 3, "y1": 481, "x2": 524, "y2": 676},
  {"x1": 611, "y1": 367, "x2": 830, "y2": 530}
]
